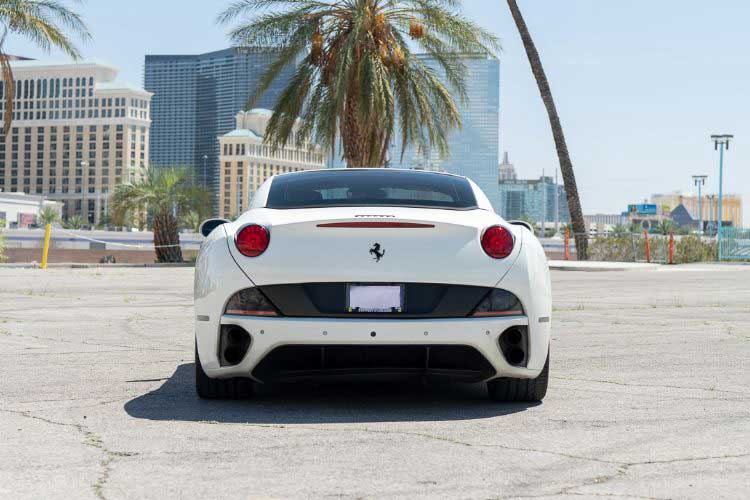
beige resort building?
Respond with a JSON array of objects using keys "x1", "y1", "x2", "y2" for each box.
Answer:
[
  {"x1": 651, "y1": 192, "x2": 743, "y2": 228},
  {"x1": 0, "y1": 60, "x2": 152, "y2": 223},
  {"x1": 218, "y1": 109, "x2": 325, "y2": 219}
]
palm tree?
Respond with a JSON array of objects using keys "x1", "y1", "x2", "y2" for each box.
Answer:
[
  {"x1": 37, "y1": 205, "x2": 59, "y2": 226},
  {"x1": 610, "y1": 224, "x2": 629, "y2": 237},
  {"x1": 656, "y1": 219, "x2": 675, "y2": 236},
  {"x1": 218, "y1": 0, "x2": 498, "y2": 167},
  {"x1": 0, "y1": 0, "x2": 90, "y2": 134},
  {"x1": 181, "y1": 210, "x2": 202, "y2": 233},
  {"x1": 64, "y1": 215, "x2": 84, "y2": 229},
  {"x1": 506, "y1": 0, "x2": 587, "y2": 260},
  {"x1": 111, "y1": 167, "x2": 210, "y2": 263}
]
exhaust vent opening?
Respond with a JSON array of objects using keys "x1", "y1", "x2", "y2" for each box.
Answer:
[
  {"x1": 219, "y1": 325, "x2": 252, "y2": 367},
  {"x1": 499, "y1": 327, "x2": 528, "y2": 367}
]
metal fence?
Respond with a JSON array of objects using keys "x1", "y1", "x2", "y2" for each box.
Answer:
[
  {"x1": 720, "y1": 228, "x2": 750, "y2": 261},
  {"x1": 557, "y1": 232, "x2": 721, "y2": 264}
]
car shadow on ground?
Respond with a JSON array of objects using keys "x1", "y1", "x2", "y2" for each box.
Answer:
[{"x1": 124, "y1": 363, "x2": 537, "y2": 424}]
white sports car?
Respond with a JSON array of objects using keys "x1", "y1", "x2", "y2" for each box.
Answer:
[{"x1": 194, "y1": 169, "x2": 551, "y2": 401}]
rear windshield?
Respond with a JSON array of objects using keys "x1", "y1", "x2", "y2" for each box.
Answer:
[{"x1": 266, "y1": 170, "x2": 478, "y2": 210}]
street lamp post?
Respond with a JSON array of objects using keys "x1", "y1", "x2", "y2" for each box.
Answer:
[
  {"x1": 202, "y1": 155, "x2": 208, "y2": 188},
  {"x1": 540, "y1": 170, "x2": 546, "y2": 238},
  {"x1": 692, "y1": 175, "x2": 707, "y2": 235},
  {"x1": 710, "y1": 134, "x2": 733, "y2": 261},
  {"x1": 80, "y1": 161, "x2": 89, "y2": 223},
  {"x1": 706, "y1": 195, "x2": 716, "y2": 236}
]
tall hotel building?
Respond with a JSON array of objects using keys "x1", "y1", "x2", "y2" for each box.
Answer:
[
  {"x1": 0, "y1": 60, "x2": 152, "y2": 222},
  {"x1": 398, "y1": 54, "x2": 500, "y2": 211},
  {"x1": 218, "y1": 109, "x2": 325, "y2": 219},
  {"x1": 144, "y1": 48, "x2": 294, "y2": 208}
]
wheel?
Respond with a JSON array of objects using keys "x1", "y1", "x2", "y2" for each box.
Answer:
[
  {"x1": 195, "y1": 343, "x2": 255, "y2": 399},
  {"x1": 487, "y1": 351, "x2": 549, "y2": 402}
]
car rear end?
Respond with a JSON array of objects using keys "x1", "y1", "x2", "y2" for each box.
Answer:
[{"x1": 195, "y1": 169, "x2": 551, "y2": 395}]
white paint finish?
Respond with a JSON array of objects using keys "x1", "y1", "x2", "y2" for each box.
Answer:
[
  {"x1": 195, "y1": 170, "x2": 551, "y2": 380},
  {"x1": 225, "y1": 206, "x2": 522, "y2": 287},
  {"x1": 204, "y1": 315, "x2": 535, "y2": 382}
]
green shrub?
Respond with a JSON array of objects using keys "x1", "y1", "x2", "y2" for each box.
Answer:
[
  {"x1": 589, "y1": 236, "x2": 639, "y2": 262},
  {"x1": 673, "y1": 235, "x2": 717, "y2": 264},
  {"x1": 588, "y1": 234, "x2": 716, "y2": 263},
  {"x1": 0, "y1": 230, "x2": 6, "y2": 263}
]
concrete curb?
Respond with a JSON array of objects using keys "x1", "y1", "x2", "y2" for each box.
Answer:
[
  {"x1": 0, "y1": 262, "x2": 196, "y2": 269},
  {"x1": 548, "y1": 261, "x2": 660, "y2": 272}
]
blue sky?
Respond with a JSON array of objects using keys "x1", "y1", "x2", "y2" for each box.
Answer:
[{"x1": 6, "y1": 0, "x2": 749, "y2": 215}]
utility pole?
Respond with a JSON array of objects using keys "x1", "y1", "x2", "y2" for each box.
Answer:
[
  {"x1": 692, "y1": 175, "x2": 707, "y2": 235},
  {"x1": 710, "y1": 134, "x2": 733, "y2": 261}
]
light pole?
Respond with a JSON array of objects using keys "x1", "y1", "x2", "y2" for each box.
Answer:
[
  {"x1": 202, "y1": 155, "x2": 208, "y2": 188},
  {"x1": 540, "y1": 170, "x2": 546, "y2": 238},
  {"x1": 710, "y1": 134, "x2": 733, "y2": 261},
  {"x1": 692, "y1": 175, "x2": 707, "y2": 235},
  {"x1": 706, "y1": 195, "x2": 716, "y2": 236},
  {"x1": 554, "y1": 168, "x2": 559, "y2": 235},
  {"x1": 80, "y1": 161, "x2": 88, "y2": 223}
]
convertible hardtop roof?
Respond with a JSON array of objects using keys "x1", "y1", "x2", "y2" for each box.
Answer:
[
  {"x1": 275, "y1": 167, "x2": 468, "y2": 181},
  {"x1": 262, "y1": 167, "x2": 484, "y2": 211}
]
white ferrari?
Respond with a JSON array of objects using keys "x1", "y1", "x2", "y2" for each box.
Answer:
[{"x1": 194, "y1": 169, "x2": 551, "y2": 402}]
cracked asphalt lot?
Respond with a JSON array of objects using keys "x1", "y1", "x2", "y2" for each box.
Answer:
[{"x1": 1, "y1": 266, "x2": 748, "y2": 499}]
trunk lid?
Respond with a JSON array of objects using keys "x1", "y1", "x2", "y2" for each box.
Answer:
[{"x1": 226, "y1": 207, "x2": 522, "y2": 287}]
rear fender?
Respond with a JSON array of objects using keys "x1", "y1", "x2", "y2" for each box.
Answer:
[
  {"x1": 194, "y1": 225, "x2": 254, "y2": 371},
  {"x1": 494, "y1": 229, "x2": 552, "y2": 371}
]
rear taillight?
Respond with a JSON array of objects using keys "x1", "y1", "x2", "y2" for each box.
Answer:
[
  {"x1": 481, "y1": 225, "x2": 514, "y2": 259},
  {"x1": 224, "y1": 287, "x2": 279, "y2": 316},
  {"x1": 470, "y1": 289, "x2": 524, "y2": 317},
  {"x1": 236, "y1": 224, "x2": 269, "y2": 257}
]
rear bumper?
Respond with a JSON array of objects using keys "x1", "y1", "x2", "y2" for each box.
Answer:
[{"x1": 197, "y1": 315, "x2": 550, "y2": 382}]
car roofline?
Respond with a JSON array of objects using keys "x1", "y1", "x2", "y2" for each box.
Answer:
[{"x1": 272, "y1": 168, "x2": 469, "y2": 181}]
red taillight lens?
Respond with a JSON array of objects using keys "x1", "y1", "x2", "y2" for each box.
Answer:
[
  {"x1": 481, "y1": 225, "x2": 514, "y2": 259},
  {"x1": 236, "y1": 224, "x2": 269, "y2": 257}
]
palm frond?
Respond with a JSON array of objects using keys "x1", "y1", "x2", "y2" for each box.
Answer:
[{"x1": 219, "y1": 0, "x2": 495, "y2": 167}]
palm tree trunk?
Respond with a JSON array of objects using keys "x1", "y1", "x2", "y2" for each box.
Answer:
[
  {"x1": 341, "y1": 85, "x2": 389, "y2": 168},
  {"x1": 153, "y1": 211, "x2": 183, "y2": 263},
  {"x1": 506, "y1": 0, "x2": 588, "y2": 260}
]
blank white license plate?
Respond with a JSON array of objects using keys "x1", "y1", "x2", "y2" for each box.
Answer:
[{"x1": 347, "y1": 285, "x2": 404, "y2": 313}]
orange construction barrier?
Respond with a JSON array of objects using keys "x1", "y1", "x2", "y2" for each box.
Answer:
[
  {"x1": 564, "y1": 228, "x2": 570, "y2": 261},
  {"x1": 644, "y1": 230, "x2": 651, "y2": 263},
  {"x1": 669, "y1": 232, "x2": 675, "y2": 265}
]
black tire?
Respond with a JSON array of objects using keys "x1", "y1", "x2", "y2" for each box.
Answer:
[
  {"x1": 487, "y1": 351, "x2": 549, "y2": 402},
  {"x1": 195, "y1": 344, "x2": 255, "y2": 399}
]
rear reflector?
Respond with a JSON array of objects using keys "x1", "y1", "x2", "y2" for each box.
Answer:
[
  {"x1": 317, "y1": 222, "x2": 435, "y2": 228},
  {"x1": 225, "y1": 288, "x2": 279, "y2": 317},
  {"x1": 470, "y1": 289, "x2": 524, "y2": 317}
]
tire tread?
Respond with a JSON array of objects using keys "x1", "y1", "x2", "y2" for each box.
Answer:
[
  {"x1": 195, "y1": 345, "x2": 254, "y2": 399},
  {"x1": 487, "y1": 352, "x2": 549, "y2": 402}
]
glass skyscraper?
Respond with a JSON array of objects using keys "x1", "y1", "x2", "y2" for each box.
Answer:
[
  {"x1": 396, "y1": 54, "x2": 500, "y2": 211},
  {"x1": 498, "y1": 176, "x2": 570, "y2": 224},
  {"x1": 144, "y1": 48, "x2": 294, "y2": 205}
]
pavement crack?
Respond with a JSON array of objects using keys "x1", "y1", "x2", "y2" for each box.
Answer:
[
  {"x1": 0, "y1": 408, "x2": 136, "y2": 500},
  {"x1": 203, "y1": 421, "x2": 625, "y2": 466},
  {"x1": 552, "y1": 376, "x2": 749, "y2": 396}
]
